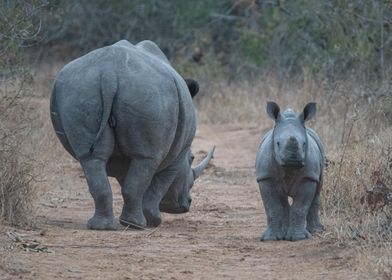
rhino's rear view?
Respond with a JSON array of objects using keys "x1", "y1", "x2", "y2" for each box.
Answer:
[{"x1": 50, "y1": 40, "x2": 214, "y2": 230}]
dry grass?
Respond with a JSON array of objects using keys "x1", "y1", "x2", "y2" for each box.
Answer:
[
  {"x1": 0, "y1": 66, "x2": 59, "y2": 227},
  {"x1": 0, "y1": 149, "x2": 35, "y2": 227},
  {"x1": 0, "y1": 77, "x2": 35, "y2": 227},
  {"x1": 357, "y1": 245, "x2": 392, "y2": 280}
]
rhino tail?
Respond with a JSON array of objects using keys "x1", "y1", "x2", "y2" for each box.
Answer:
[{"x1": 89, "y1": 73, "x2": 118, "y2": 155}]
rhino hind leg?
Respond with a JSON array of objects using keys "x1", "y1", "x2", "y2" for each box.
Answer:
[
  {"x1": 142, "y1": 170, "x2": 179, "y2": 227},
  {"x1": 142, "y1": 183, "x2": 163, "y2": 228},
  {"x1": 81, "y1": 158, "x2": 117, "y2": 230},
  {"x1": 116, "y1": 175, "x2": 162, "y2": 228},
  {"x1": 143, "y1": 204, "x2": 162, "y2": 228},
  {"x1": 306, "y1": 192, "x2": 325, "y2": 233},
  {"x1": 119, "y1": 159, "x2": 159, "y2": 229},
  {"x1": 259, "y1": 181, "x2": 290, "y2": 241},
  {"x1": 111, "y1": 159, "x2": 166, "y2": 228}
]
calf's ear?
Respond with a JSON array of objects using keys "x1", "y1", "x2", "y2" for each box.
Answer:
[
  {"x1": 299, "y1": 102, "x2": 316, "y2": 122},
  {"x1": 266, "y1": 101, "x2": 280, "y2": 121}
]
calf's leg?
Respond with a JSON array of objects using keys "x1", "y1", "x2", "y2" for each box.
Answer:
[
  {"x1": 286, "y1": 180, "x2": 317, "y2": 241},
  {"x1": 306, "y1": 192, "x2": 325, "y2": 233},
  {"x1": 259, "y1": 180, "x2": 289, "y2": 241}
]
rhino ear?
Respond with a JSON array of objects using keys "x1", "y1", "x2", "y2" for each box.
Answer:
[
  {"x1": 299, "y1": 102, "x2": 316, "y2": 122},
  {"x1": 185, "y1": 79, "x2": 199, "y2": 98},
  {"x1": 266, "y1": 101, "x2": 280, "y2": 121}
]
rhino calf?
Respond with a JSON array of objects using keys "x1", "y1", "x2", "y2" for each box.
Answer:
[{"x1": 256, "y1": 102, "x2": 325, "y2": 241}]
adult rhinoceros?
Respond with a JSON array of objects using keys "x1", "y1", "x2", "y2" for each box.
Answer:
[{"x1": 50, "y1": 40, "x2": 214, "y2": 230}]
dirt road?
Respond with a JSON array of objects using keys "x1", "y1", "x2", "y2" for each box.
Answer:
[{"x1": 0, "y1": 124, "x2": 356, "y2": 279}]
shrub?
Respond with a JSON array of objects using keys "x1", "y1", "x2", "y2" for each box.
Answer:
[
  {"x1": 0, "y1": 146, "x2": 35, "y2": 226},
  {"x1": 0, "y1": 0, "x2": 45, "y2": 227}
]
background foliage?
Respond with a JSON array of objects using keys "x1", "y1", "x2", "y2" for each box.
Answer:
[{"x1": 38, "y1": 0, "x2": 392, "y2": 82}]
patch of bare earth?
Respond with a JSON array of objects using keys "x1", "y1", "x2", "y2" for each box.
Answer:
[{"x1": 0, "y1": 124, "x2": 360, "y2": 279}]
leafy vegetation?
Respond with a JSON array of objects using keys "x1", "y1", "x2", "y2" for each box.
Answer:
[{"x1": 38, "y1": 0, "x2": 392, "y2": 82}]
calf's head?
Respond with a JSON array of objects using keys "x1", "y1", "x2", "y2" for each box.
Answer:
[
  {"x1": 159, "y1": 146, "x2": 215, "y2": 214},
  {"x1": 267, "y1": 101, "x2": 316, "y2": 168}
]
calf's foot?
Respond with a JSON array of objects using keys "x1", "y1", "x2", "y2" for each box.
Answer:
[
  {"x1": 260, "y1": 227, "x2": 285, "y2": 241},
  {"x1": 285, "y1": 228, "x2": 311, "y2": 241},
  {"x1": 306, "y1": 222, "x2": 325, "y2": 234}
]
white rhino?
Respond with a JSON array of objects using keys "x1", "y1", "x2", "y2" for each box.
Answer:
[
  {"x1": 50, "y1": 40, "x2": 214, "y2": 230},
  {"x1": 256, "y1": 102, "x2": 324, "y2": 241}
]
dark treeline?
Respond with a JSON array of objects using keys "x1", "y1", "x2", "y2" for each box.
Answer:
[{"x1": 2, "y1": 0, "x2": 392, "y2": 82}]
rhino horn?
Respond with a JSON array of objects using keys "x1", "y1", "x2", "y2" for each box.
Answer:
[{"x1": 192, "y1": 146, "x2": 215, "y2": 180}]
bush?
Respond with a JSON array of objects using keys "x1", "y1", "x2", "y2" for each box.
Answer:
[
  {"x1": 0, "y1": 147, "x2": 35, "y2": 226},
  {"x1": 0, "y1": 0, "x2": 45, "y2": 227}
]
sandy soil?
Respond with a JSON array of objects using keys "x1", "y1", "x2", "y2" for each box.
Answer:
[{"x1": 0, "y1": 123, "x2": 358, "y2": 280}]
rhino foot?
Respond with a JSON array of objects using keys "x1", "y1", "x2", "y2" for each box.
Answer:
[
  {"x1": 119, "y1": 212, "x2": 147, "y2": 229},
  {"x1": 306, "y1": 222, "x2": 325, "y2": 234},
  {"x1": 143, "y1": 207, "x2": 162, "y2": 228},
  {"x1": 87, "y1": 214, "x2": 118, "y2": 230},
  {"x1": 285, "y1": 229, "x2": 311, "y2": 241},
  {"x1": 260, "y1": 227, "x2": 285, "y2": 241}
]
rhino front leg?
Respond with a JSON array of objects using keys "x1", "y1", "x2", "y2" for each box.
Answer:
[
  {"x1": 119, "y1": 159, "x2": 158, "y2": 228},
  {"x1": 259, "y1": 180, "x2": 289, "y2": 241},
  {"x1": 81, "y1": 159, "x2": 117, "y2": 230},
  {"x1": 285, "y1": 180, "x2": 317, "y2": 241},
  {"x1": 306, "y1": 192, "x2": 325, "y2": 233}
]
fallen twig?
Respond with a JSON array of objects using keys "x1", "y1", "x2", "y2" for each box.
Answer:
[
  {"x1": 6, "y1": 231, "x2": 52, "y2": 253},
  {"x1": 119, "y1": 219, "x2": 161, "y2": 236},
  {"x1": 119, "y1": 219, "x2": 147, "y2": 230},
  {"x1": 146, "y1": 225, "x2": 161, "y2": 237}
]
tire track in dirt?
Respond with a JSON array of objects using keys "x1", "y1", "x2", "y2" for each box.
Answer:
[{"x1": 0, "y1": 124, "x2": 357, "y2": 279}]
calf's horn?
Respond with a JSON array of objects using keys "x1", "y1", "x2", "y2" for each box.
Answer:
[{"x1": 192, "y1": 146, "x2": 215, "y2": 180}]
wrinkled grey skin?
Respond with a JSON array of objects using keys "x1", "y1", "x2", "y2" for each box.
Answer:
[
  {"x1": 256, "y1": 101, "x2": 325, "y2": 241},
  {"x1": 50, "y1": 40, "x2": 214, "y2": 230}
]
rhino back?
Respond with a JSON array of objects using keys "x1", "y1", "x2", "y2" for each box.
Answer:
[
  {"x1": 111, "y1": 43, "x2": 195, "y2": 162},
  {"x1": 52, "y1": 41, "x2": 195, "y2": 163},
  {"x1": 135, "y1": 40, "x2": 171, "y2": 65},
  {"x1": 111, "y1": 40, "x2": 169, "y2": 65}
]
